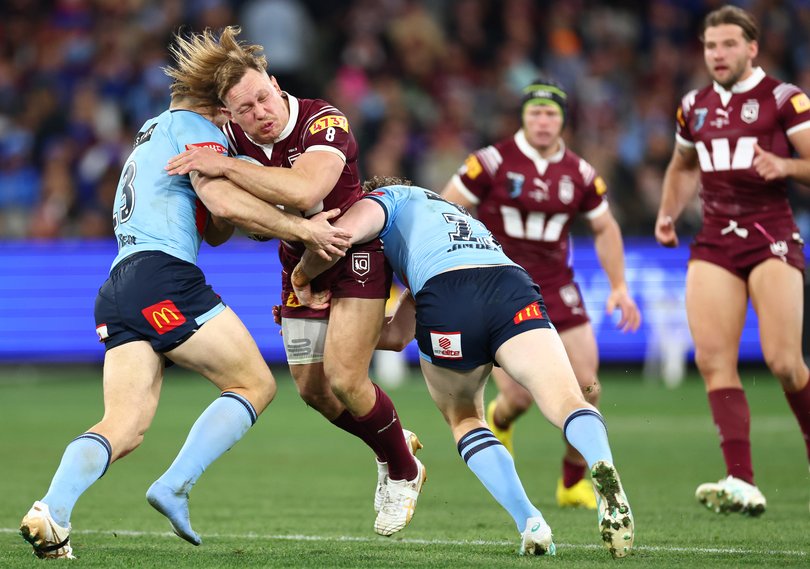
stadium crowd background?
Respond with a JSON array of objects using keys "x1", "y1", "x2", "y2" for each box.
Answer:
[{"x1": 2, "y1": 0, "x2": 810, "y2": 241}]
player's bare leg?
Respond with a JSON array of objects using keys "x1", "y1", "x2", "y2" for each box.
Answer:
[
  {"x1": 495, "y1": 328, "x2": 633, "y2": 558},
  {"x1": 324, "y1": 296, "x2": 422, "y2": 535},
  {"x1": 21, "y1": 341, "x2": 164, "y2": 559},
  {"x1": 750, "y1": 260, "x2": 810, "y2": 507},
  {"x1": 422, "y1": 360, "x2": 554, "y2": 555},
  {"x1": 487, "y1": 368, "x2": 532, "y2": 454},
  {"x1": 558, "y1": 323, "x2": 601, "y2": 509},
  {"x1": 147, "y1": 308, "x2": 276, "y2": 544},
  {"x1": 686, "y1": 261, "x2": 765, "y2": 515}
]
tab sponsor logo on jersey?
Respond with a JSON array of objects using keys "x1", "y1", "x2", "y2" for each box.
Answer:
[
  {"x1": 513, "y1": 302, "x2": 545, "y2": 325},
  {"x1": 594, "y1": 175, "x2": 607, "y2": 196},
  {"x1": 352, "y1": 252, "x2": 371, "y2": 277},
  {"x1": 430, "y1": 331, "x2": 462, "y2": 359},
  {"x1": 309, "y1": 115, "x2": 349, "y2": 135},
  {"x1": 463, "y1": 154, "x2": 483, "y2": 179},
  {"x1": 741, "y1": 99, "x2": 759, "y2": 124},
  {"x1": 790, "y1": 93, "x2": 810, "y2": 113},
  {"x1": 133, "y1": 123, "x2": 156, "y2": 149},
  {"x1": 285, "y1": 292, "x2": 302, "y2": 308},
  {"x1": 558, "y1": 176, "x2": 574, "y2": 204},
  {"x1": 141, "y1": 300, "x2": 187, "y2": 335},
  {"x1": 185, "y1": 142, "x2": 227, "y2": 154}
]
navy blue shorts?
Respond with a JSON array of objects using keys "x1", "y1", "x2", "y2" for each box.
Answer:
[
  {"x1": 414, "y1": 265, "x2": 554, "y2": 370},
  {"x1": 94, "y1": 251, "x2": 226, "y2": 352}
]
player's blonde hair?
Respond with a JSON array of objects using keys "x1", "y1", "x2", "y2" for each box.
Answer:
[{"x1": 164, "y1": 26, "x2": 267, "y2": 114}]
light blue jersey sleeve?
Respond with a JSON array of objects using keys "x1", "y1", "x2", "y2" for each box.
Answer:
[
  {"x1": 110, "y1": 109, "x2": 228, "y2": 271},
  {"x1": 364, "y1": 185, "x2": 515, "y2": 294}
]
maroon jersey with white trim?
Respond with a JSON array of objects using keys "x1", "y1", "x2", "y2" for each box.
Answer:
[
  {"x1": 675, "y1": 68, "x2": 810, "y2": 223},
  {"x1": 454, "y1": 130, "x2": 608, "y2": 286},
  {"x1": 223, "y1": 95, "x2": 363, "y2": 255}
]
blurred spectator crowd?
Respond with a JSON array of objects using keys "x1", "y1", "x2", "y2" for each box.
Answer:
[{"x1": 3, "y1": 0, "x2": 810, "y2": 239}]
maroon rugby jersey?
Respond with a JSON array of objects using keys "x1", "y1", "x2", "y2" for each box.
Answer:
[
  {"x1": 676, "y1": 67, "x2": 810, "y2": 223},
  {"x1": 223, "y1": 94, "x2": 363, "y2": 255},
  {"x1": 454, "y1": 130, "x2": 608, "y2": 286}
]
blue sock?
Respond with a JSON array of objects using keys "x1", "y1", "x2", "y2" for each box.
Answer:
[
  {"x1": 458, "y1": 428, "x2": 542, "y2": 531},
  {"x1": 563, "y1": 408, "x2": 613, "y2": 467},
  {"x1": 155, "y1": 392, "x2": 257, "y2": 492},
  {"x1": 42, "y1": 433, "x2": 112, "y2": 526}
]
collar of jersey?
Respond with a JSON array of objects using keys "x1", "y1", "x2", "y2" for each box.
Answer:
[
  {"x1": 514, "y1": 129, "x2": 565, "y2": 175},
  {"x1": 713, "y1": 66, "x2": 765, "y2": 97},
  {"x1": 244, "y1": 92, "x2": 299, "y2": 148}
]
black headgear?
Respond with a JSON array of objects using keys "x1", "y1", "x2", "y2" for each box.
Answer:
[{"x1": 521, "y1": 76, "x2": 568, "y2": 124}]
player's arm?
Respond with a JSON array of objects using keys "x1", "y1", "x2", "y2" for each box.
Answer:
[
  {"x1": 191, "y1": 172, "x2": 351, "y2": 259},
  {"x1": 587, "y1": 208, "x2": 641, "y2": 333},
  {"x1": 753, "y1": 128, "x2": 810, "y2": 185},
  {"x1": 291, "y1": 199, "x2": 386, "y2": 307},
  {"x1": 203, "y1": 214, "x2": 235, "y2": 247},
  {"x1": 377, "y1": 289, "x2": 416, "y2": 351},
  {"x1": 655, "y1": 143, "x2": 700, "y2": 247},
  {"x1": 440, "y1": 177, "x2": 477, "y2": 212},
  {"x1": 167, "y1": 147, "x2": 344, "y2": 211}
]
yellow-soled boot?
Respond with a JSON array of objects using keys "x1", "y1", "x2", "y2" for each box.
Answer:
[
  {"x1": 485, "y1": 400, "x2": 514, "y2": 455},
  {"x1": 556, "y1": 477, "x2": 597, "y2": 509}
]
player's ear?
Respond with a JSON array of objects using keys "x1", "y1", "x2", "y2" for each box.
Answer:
[
  {"x1": 748, "y1": 39, "x2": 758, "y2": 60},
  {"x1": 220, "y1": 106, "x2": 232, "y2": 121}
]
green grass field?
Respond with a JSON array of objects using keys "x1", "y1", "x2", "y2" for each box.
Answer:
[{"x1": 0, "y1": 365, "x2": 808, "y2": 568}]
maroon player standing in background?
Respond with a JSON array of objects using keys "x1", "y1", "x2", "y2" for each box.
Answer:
[
  {"x1": 442, "y1": 76, "x2": 640, "y2": 510},
  {"x1": 656, "y1": 5, "x2": 810, "y2": 516}
]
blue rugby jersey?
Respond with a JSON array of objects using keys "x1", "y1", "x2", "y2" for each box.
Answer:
[
  {"x1": 110, "y1": 109, "x2": 228, "y2": 271},
  {"x1": 364, "y1": 185, "x2": 516, "y2": 294}
]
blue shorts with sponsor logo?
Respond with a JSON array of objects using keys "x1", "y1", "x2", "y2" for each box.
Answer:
[
  {"x1": 414, "y1": 265, "x2": 554, "y2": 370},
  {"x1": 94, "y1": 251, "x2": 226, "y2": 352}
]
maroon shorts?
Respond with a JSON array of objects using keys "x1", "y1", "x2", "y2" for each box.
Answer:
[
  {"x1": 690, "y1": 216, "x2": 805, "y2": 280},
  {"x1": 537, "y1": 278, "x2": 589, "y2": 333},
  {"x1": 279, "y1": 238, "x2": 393, "y2": 319}
]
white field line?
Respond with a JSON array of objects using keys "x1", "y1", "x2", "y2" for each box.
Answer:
[{"x1": 2, "y1": 527, "x2": 807, "y2": 556}]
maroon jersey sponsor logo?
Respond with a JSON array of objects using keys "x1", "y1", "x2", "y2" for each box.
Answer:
[{"x1": 142, "y1": 300, "x2": 186, "y2": 334}]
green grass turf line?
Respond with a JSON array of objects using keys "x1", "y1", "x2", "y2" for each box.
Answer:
[{"x1": 0, "y1": 365, "x2": 808, "y2": 567}]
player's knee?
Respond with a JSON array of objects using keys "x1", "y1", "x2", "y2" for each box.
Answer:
[
  {"x1": 764, "y1": 353, "x2": 802, "y2": 388},
  {"x1": 693, "y1": 347, "x2": 726, "y2": 376},
  {"x1": 508, "y1": 388, "x2": 534, "y2": 413},
  {"x1": 580, "y1": 378, "x2": 601, "y2": 405},
  {"x1": 297, "y1": 384, "x2": 333, "y2": 412}
]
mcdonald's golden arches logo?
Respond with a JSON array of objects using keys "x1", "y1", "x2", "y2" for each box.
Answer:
[{"x1": 141, "y1": 299, "x2": 187, "y2": 335}]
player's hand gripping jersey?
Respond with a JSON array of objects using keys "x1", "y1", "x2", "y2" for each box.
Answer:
[
  {"x1": 452, "y1": 131, "x2": 608, "y2": 288},
  {"x1": 110, "y1": 110, "x2": 227, "y2": 270}
]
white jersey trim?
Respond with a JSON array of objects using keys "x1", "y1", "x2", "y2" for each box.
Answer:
[
  {"x1": 305, "y1": 144, "x2": 347, "y2": 162},
  {"x1": 583, "y1": 200, "x2": 609, "y2": 220},
  {"x1": 675, "y1": 133, "x2": 695, "y2": 148},
  {"x1": 275, "y1": 93, "x2": 299, "y2": 143},
  {"x1": 787, "y1": 120, "x2": 810, "y2": 137},
  {"x1": 451, "y1": 174, "x2": 480, "y2": 205},
  {"x1": 514, "y1": 130, "x2": 565, "y2": 176}
]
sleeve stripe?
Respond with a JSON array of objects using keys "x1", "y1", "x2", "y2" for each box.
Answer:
[
  {"x1": 583, "y1": 200, "x2": 609, "y2": 220},
  {"x1": 675, "y1": 133, "x2": 695, "y2": 147},
  {"x1": 578, "y1": 158, "x2": 596, "y2": 185},
  {"x1": 477, "y1": 146, "x2": 502, "y2": 176},
  {"x1": 774, "y1": 82, "x2": 802, "y2": 109},
  {"x1": 787, "y1": 120, "x2": 810, "y2": 136},
  {"x1": 452, "y1": 174, "x2": 480, "y2": 205},
  {"x1": 305, "y1": 144, "x2": 347, "y2": 162}
]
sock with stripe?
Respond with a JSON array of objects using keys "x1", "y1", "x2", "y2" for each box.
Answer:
[
  {"x1": 41, "y1": 432, "x2": 112, "y2": 526},
  {"x1": 146, "y1": 392, "x2": 257, "y2": 545},
  {"x1": 563, "y1": 408, "x2": 613, "y2": 468},
  {"x1": 457, "y1": 427, "x2": 542, "y2": 531}
]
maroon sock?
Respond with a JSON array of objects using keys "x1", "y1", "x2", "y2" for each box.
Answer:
[
  {"x1": 562, "y1": 458, "x2": 586, "y2": 488},
  {"x1": 708, "y1": 388, "x2": 754, "y2": 484},
  {"x1": 356, "y1": 384, "x2": 417, "y2": 481},
  {"x1": 331, "y1": 409, "x2": 386, "y2": 462},
  {"x1": 784, "y1": 373, "x2": 810, "y2": 463}
]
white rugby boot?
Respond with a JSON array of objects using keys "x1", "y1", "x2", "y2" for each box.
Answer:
[
  {"x1": 374, "y1": 456, "x2": 427, "y2": 536},
  {"x1": 519, "y1": 516, "x2": 556, "y2": 556},
  {"x1": 591, "y1": 461, "x2": 634, "y2": 558},
  {"x1": 374, "y1": 429, "x2": 423, "y2": 513},
  {"x1": 20, "y1": 501, "x2": 75, "y2": 559},
  {"x1": 695, "y1": 475, "x2": 766, "y2": 516}
]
